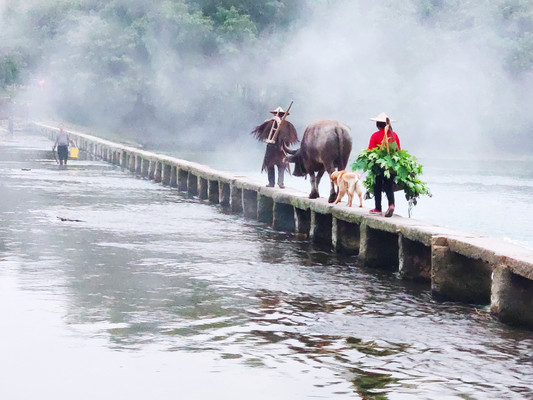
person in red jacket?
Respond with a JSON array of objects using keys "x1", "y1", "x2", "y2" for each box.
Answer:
[{"x1": 368, "y1": 112, "x2": 401, "y2": 217}]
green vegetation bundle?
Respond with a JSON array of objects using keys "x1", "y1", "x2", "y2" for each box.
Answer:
[{"x1": 352, "y1": 148, "x2": 431, "y2": 206}]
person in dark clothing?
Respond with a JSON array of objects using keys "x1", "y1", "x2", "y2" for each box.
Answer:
[
  {"x1": 251, "y1": 106, "x2": 298, "y2": 188},
  {"x1": 367, "y1": 112, "x2": 401, "y2": 218}
]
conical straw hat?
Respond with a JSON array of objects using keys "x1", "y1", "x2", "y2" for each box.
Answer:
[
  {"x1": 370, "y1": 112, "x2": 395, "y2": 122},
  {"x1": 270, "y1": 106, "x2": 289, "y2": 115}
]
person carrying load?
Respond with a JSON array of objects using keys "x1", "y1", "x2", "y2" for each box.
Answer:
[
  {"x1": 353, "y1": 112, "x2": 430, "y2": 218},
  {"x1": 250, "y1": 103, "x2": 298, "y2": 189},
  {"x1": 367, "y1": 112, "x2": 401, "y2": 217},
  {"x1": 52, "y1": 123, "x2": 75, "y2": 167}
]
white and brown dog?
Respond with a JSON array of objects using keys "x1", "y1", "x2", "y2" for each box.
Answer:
[{"x1": 330, "y1": 170, "x2": 365, "y2": 208}]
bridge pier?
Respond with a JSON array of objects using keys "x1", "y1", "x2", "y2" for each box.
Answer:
[
  {"x1": 137, "y1": 157, "x2": 143, "y2": 175},
  {"x1": 169, "y1": 166, "x2": 177, "y2": 187},
  {"x1": 491, "y1": 265, "x2": 533, "y2": 328},
  {"x1": 295, "y1": 208, "x2": 311, "y2": 238},
  {"x1": 431, "y1": 237, "x2": 492, "y2": 304},
  {"x1": 208, "y1": 180, "x2": 219, "y2": 204},
  {"x1": 141, "y1": 158, "x2": 149, "y2": 178},
  {"x1": 219, "y1": 182, "x2": 230, "y2": 206},
  {"x1": 399, "y1": 235, "x2": 432, "y2": 281},
  {"x1": 148, "y1": 160, "x2": 156, "y2": 180},
  {"x1": 161, "y1": 163, "x2": 171, "y2": 185},
  {"x1": 310, "y1": 211, "x2": 332, "y2": 247},
  {"x1": 230, "y1": 186, "x2": 243, "y2": 213},
  {"x1": 273, "y1": 202, "x2": 295, "y2": 232},
  {"x1": 359, "y1": 224, "x2": 399, "y2": 270},
  {"x1": 258, "y1": 194, "x2": 274, "y2": 225},
  {"x1": 333, "y1": 218, "x2": 360, "y2": 255},
  {"x1": 154, "y1": 161, "x2": 162, "y2": 183},
  {"x1": 187, "y1": 173, "x2": 198, "y2": 196},
  {"x1": 198, "y1": 177, "x2": 208, "y2": 200},
  {"x1": 177, "y1": 169, "x2": 188, "y2": 191},
  {"x1": 242, "y1": 189, "x2": 257, "y2": 219},
  {"x1": 128, "y1": 153, "x2": 136, "y2": 172}
]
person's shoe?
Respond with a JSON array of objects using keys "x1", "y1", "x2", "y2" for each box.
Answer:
[
  {"x1": 369, "y1": 208, "x2": 382, "y2": 215},
  {"x1": 278, "y1": 185, "x2": 285, "y2": 189},
  {"x1": 384, "y1": 204, "x2": 395, "y2": 218},
  {"x1": 265, "y1": 183, "x2": 274, "y2": 187}
]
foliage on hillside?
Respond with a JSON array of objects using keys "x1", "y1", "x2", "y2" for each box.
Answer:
[{"x1": 0, "y1": 1, "x2": 305, "y2": 138}]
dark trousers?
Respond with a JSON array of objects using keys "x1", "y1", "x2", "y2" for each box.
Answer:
[
  {"x1": 267, "y1": 165, "x2": 285, "y2": 187},
  {"x1": 57, "y1": 145, "x2": 69, "y2": 161},
  {"x1": 373, "y1": 172, "x2": 395, "y2": 212}
]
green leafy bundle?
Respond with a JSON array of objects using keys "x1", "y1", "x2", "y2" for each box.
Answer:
[{"x1": 352, "y1": 148, "x2": 431, "y2": 203}]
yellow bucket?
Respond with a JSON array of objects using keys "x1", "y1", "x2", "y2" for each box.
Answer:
[{"x1": 69, "y1": 146, "x2": 79, "y2": 159}]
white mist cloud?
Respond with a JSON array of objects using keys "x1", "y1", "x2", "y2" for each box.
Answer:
[
  {"x1": 252, "y1": 0, "x2": 530, "y2": 157},
  {"x1": 6, "y1": 0, "x2": 533, "y2": 159}
]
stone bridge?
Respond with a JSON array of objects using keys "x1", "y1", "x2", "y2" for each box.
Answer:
[{"x1": 36, "y1": 122, "x2": 533, "y2": 329}]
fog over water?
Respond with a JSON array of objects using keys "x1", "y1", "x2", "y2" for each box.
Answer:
[{"x1": 2, "y1": 0, "x2": 533, "y2": 158}]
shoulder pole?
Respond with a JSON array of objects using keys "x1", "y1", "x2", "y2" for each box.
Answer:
[
  {"x1": 381, "y1": 117, "x2": 392, "y2": 154},
  {"x1": 266, "y1": 101, "x2": 293, "y2": 144}
]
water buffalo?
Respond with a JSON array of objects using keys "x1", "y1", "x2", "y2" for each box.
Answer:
[{"x1": 286, "y1": 119, "x2": 352, "y2": 202}]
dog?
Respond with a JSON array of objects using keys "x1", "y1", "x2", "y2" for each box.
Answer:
[{"x1": 330, "y1": 170, "x2": 365, "y2": 208}]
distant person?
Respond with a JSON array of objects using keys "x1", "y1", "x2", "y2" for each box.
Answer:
[
  {"x1": 52, "y1": 124, "x2": 74, "y2": 167},
  {"x1": 251, "y1": 105, "x2": 298, "y2": 189},
  {"x1": 368, "y1": 112, "x2": 401, "y2": 217},
  {"x1": 8, "y1": 117, "x2": 14, "y2": 135}
]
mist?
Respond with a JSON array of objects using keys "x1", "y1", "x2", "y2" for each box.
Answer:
[
  {"x1": 252, "y1": 0, "x2": 533, "y2": 158},
  {"x1": 3, "y1": 0, "x2": 533, "y2": 160}
]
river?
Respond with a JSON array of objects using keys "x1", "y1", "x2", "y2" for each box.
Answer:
[{"x1": 1, "y1": 131, "x2": 532, "y2": 400}]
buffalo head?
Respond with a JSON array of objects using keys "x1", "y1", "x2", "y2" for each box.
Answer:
[{"x1": 286, "y1": 149, "x2": 307, "y2": 177}]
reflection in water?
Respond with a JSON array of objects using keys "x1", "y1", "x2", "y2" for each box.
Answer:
[{"x1": 1, "y1": 133, "x2": 533, "y2": 399}]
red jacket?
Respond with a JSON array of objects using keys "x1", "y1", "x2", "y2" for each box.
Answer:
[{"x1": 368, "y1": 129, "x2": 401, "y2": 150}]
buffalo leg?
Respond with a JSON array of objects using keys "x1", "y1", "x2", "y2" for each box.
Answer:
[
  {"x1": 326, "y1": 169, "x2": 337, "y2": 203},
  {"x1": 316, "y1": 169, "x2": 327, "y2": 199},
  {"x1": 309, "y1": 172, "x2": 319, "y2": 199}
]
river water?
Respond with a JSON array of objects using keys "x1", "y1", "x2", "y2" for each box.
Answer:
[{"x1": 1, "y1": 131, "x2": 532, "y2": 400}]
